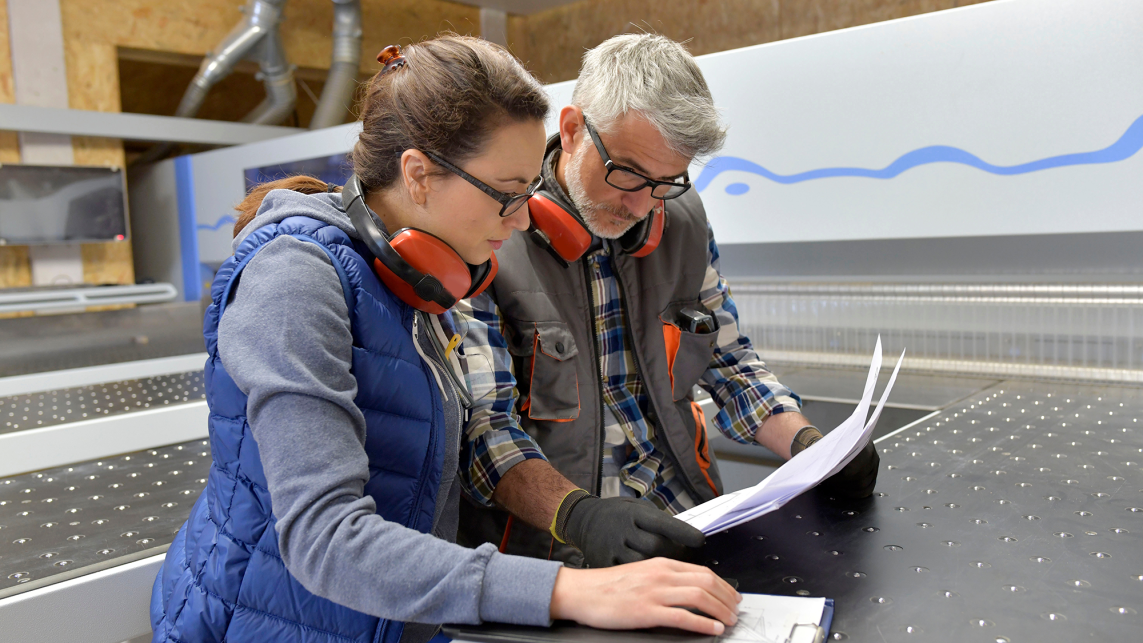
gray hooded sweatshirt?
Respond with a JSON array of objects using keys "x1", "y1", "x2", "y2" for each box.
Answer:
[{"x1": 217, "y1": 189, "x2": 561, "y2": 642}]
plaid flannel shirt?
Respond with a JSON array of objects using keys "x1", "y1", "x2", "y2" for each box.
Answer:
[{"x1": 456, "y1": 223, "x2": 802, "y2": 514}]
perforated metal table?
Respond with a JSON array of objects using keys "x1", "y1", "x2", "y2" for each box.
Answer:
[
  {"x1": 702, "y1": 380, "x2": 1142, "y2": 642},
  {"x1": 0, "y1": 439, "x2": 210, "y2": 599}
]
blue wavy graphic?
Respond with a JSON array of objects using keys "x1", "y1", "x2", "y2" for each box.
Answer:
[
  {"x1": 696, "y1": 113, "x2": 1143, "y2": 195},
  {"x1": 197, "y1": 215, "x2": 237, "y2": 232}
]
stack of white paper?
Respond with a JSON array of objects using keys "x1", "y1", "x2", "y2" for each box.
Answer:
[{"x1": 676, "y1": 337, "x2": 904, "y2": 535}]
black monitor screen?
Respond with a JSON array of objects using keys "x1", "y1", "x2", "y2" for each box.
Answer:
[{"x1": 0, "y1": 164, "x2": 128, "y2": 244}]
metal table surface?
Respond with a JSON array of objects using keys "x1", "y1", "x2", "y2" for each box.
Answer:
[
  {"x1": 0, "y1": 371, "x2": 205, "y2": 437},
  {"x1": 702, "y1": 379, "x2": 1143, "y2": 642},
  {"x1": 0, "y1": 439, "x2": 210, "y2": 599}
]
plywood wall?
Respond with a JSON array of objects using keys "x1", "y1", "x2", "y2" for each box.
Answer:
[
  {"x1": 59, "y1": 0, "x2": 479, "y2": 75},
  {"x1": 509, "y1": 0, "x2": 993, "y2": 83},
  {"x1": 0, "y1": 0, "x2": 19, "y2": 165}
]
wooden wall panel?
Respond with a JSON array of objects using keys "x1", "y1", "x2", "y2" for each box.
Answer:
[
  {"x1": 59, "y1": 0, "x2": 246, "y2": 57},
  {"x1": 58, "y1": 0, "x2": 479, "y2": 76},
  {"x1": 0, "y1": 246, "x2": 32, "y2": 289},
  {"x1": 510, "y1": 0, "x2": 992, "y2": 83},
  {"x1": 0, "y1": 0, "x2": 19, "y2": 164},
  {"x1": 508, "y1": 0, "x2": 782, "y2": 83},
  {"x1": 0, "y1": 0, "x2": 13, "y2": 104},
  {"x1": 778, "y1": 0, "x2": 952, "y2": 40},
  {"x1": 81, "y1": 241, "x2": 135, "y2": 285}
]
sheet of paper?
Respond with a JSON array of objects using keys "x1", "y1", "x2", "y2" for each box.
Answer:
[
  {"x1": 676, "y1": 337, "x2": 905, "y2": 534},
  {"x1": 718, "y1": 593, "x2": 826, "y2": 643}
]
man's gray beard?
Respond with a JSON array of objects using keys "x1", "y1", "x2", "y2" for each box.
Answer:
[{"x1": 565, "y1": 149, "x2": 637, "y2": 240}]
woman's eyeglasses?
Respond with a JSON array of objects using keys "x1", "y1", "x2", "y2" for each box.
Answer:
[
  {"x1": 423, "y1": 150, "x2": 543, "y2": 217},
  {"x1": 583, "y1": 117, "x2": 691, "y2": 200}
]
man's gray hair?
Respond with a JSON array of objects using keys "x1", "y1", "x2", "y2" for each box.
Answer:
[{"x1": 571, "y1": 34, "x2": 726, "y2": 160}]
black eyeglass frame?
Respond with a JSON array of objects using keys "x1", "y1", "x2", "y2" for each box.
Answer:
[
  {"x1": 582, "y1": 117, "x2": 692, "y2": 200},
  {"x1": 423, "y1": 150, "x2": 543, "y2": 217}
]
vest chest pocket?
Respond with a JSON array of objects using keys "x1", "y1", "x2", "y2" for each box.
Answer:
[
  {"x1": 660, "y1": 302, "x2": 720, "y2": 401},
  {"x1": 508, "y1": 321, "x2": 581, "y2": 422}
]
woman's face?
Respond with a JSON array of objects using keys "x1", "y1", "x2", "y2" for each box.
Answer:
[{"x1": 416, "y1": 118, "x2": 547, "y2": 265}]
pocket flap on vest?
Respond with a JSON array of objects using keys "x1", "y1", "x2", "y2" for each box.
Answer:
[{"x1": 535, "y1": 322, "x2": 579, "y2": 361}]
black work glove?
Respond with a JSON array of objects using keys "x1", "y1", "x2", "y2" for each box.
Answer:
[
  {"x1": 560, "y1": 495, "x2": 706, "y2": 568},
  {"x1": 821, "y1": 439, "x2": 880, "y2": 499},
  {"x1": 793, "y1": 426, "x2": 879, "y2": 499}
]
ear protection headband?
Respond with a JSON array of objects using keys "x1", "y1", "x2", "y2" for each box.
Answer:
[
  {"x1": 527, "y1": 186, "x2": 665, "y2": 266},
  {"x1": 343, "y1": 174, "x2": 497, "y2": 314}
]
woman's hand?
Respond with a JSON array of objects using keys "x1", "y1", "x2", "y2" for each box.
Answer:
[{"x1": 549, "y1": 558, "x2": 741, "y2": 635}]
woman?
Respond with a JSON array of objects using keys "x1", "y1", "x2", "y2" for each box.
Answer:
[{"x1": 150, "y1": 35, "x2": 739, "y2": 643}]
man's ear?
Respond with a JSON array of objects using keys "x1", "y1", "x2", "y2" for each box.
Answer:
[
  {"x1": 399, "y1": 149, "x2": 435, "y2": 207},
  {"x1": 558, "y1": 105, "x2": 585, "y2": 155}
]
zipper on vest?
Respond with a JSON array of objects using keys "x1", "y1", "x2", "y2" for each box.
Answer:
[
  {"x1": 414, "y1": 312, "x2": 469, "y2": 430},
  {"x1": 421, "y1": 312, "x2": 474, "y2": 409},
  {"x1": 581, "y1": 256, "x2": 607, "y2": 497},
  {"x1": 610, "y1": 251, "x2": 704, "y2": 504}
]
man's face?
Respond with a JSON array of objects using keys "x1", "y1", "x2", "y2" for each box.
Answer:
[{"x1": 561, "y1": 110, "x2": 691, "y2": 239}]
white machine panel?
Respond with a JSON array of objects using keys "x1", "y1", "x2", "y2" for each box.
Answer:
[{"x1": 544, "y1": 0, "x2": 1143, "y2": 244}]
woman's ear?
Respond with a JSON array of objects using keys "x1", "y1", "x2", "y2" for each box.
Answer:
[{"x1": 399, "y1": 149, "x2": 435, "y2": 207}]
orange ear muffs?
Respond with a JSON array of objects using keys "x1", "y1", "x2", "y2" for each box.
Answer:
[
  {"x1": 619, "y1": 200, "x2": 665, "y2": 258},
  {"x1": 529, "y1": 187, "x2": 665, "y2": 265},
  {"x1": 371, "y1": 229, "x2": 476, "y2": 315},
  {"x1": 343, "y1": 174, "x2": 497, "y2": 314},
  {"x1": 527, "y1": 192, "x2": 593, "y2": 264}
]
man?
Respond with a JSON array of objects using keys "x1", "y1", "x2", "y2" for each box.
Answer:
[{"x1": 455, "y1": 34, "x2": 879, "y2": 568}]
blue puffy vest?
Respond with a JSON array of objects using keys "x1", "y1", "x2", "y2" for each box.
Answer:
[{"x1": 150, "y1": 215, "x2": 446, "y2": 643}]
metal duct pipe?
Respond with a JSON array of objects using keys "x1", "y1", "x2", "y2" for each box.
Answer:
[
  {"x1": 309, "y1": 0, "x2": 362, "y2": 129},
  {"x1": 174, "y1": 0, "x2": 293, "y2": 123},
  {"x1": 241, "y1": 30, "x2": 297, "y2": 125},
  {"x1": 132, "y1": 0, "x2": 294, "y2": 164}
]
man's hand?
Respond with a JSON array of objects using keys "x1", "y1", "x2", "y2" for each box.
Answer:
[
  {"x1": 564, "y1": 496, "x2": 705, "y2": 568},
  {"x1": 820, "y1": 439, "x2": 880, "y2": 498}
]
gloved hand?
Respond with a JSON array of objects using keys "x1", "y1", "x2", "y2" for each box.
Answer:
[
  {"x1": 821, "y1": 439, "x2": 880, "y2": 499},
  {"x1": 792, "y1": 426, "x2": 879, "y2": 499},
  {"x1": 560, "y1": 495, "x2": 706, "y2": 568}
]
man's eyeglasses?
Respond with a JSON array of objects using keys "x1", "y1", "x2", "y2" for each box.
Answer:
[
  {"x1": 583, "y1": 117, "x2": 691, "y2": 200},
  {"x1": 423, "y1": 150, "x2": 543, "y2": 218}
]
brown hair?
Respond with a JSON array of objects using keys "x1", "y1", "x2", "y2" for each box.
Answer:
[{"x1": 233, "y1": 34, "x2": 549, "y2": 237}]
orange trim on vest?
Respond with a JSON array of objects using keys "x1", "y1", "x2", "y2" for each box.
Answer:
[
  {"x1": 662, "y1": 322, "x2": 682, "y2": 391},
  {"x1": 690, "y1": 400, "x2": 719, "y2": 496}
]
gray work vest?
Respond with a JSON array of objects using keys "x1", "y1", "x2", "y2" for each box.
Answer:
[{"x1": 459, "y1": 145, "x2": 725, "y2": 563}]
